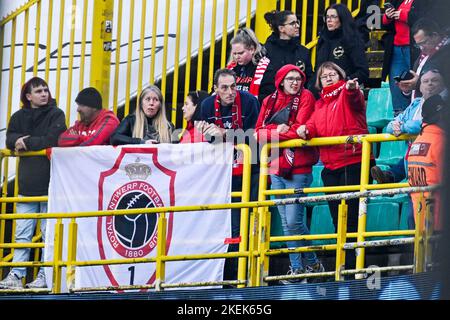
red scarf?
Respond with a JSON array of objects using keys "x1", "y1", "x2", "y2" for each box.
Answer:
[
  {"x1": 226, "y1": 56, "x2": 270, "y2": 97},
  {"x1": 214, "y1": 91, "x2": 244, "y2": 176},
  {"x1": 214, "y1": 91, "x2": 243, "y2": 129},
  {"x1": 264, "y1": 91, "x2": 302, "y2": 179},
  {"x1": 419, "y1": 36, "x2": 449, "y2": 65},
  {"x1": 320, "y1": 80, "x2": 346, "y2": 103}
]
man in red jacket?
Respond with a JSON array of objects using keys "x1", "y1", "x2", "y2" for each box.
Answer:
[{"x1": 58, "y1": 87, "x2": 119, "y2": 147}]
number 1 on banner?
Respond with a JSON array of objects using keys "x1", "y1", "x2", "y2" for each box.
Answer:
[{"x1": 128, "y1": 266, "x2": 135, "y2": 285}]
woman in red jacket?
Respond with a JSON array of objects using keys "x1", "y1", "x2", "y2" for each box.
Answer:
[
  {"x1": 297, "y1": 61, "x2": 374, "y2": 237},
  {"x1": 179, "y1": 90, "x2": 209, "y2": 143},
  {"x1": 256, "y1": 64, "x2": 323, "y2": 283}
]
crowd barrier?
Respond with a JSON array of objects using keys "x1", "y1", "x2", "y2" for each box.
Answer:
[{"x1": 0, "y1": 133, "x2": 438, "y2": 293}]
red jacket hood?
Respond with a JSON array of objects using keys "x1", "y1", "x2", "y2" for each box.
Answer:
[{"x1": 274, "y1": 64, "x2": 306, "y2": 92}]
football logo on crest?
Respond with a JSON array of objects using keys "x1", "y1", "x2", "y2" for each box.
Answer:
[{"x1": 105, "y1": 158, "x2": 163, "y2": 258}]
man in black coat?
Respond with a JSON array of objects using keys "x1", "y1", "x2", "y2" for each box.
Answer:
[{"x1": 0, "y1": 77, "x2": 66, "y2": 289}]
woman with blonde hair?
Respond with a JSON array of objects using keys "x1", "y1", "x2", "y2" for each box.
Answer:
[
  {"x1": 111, "y1": 85, "x2": 173, "y2": 145},
  {"x1": 227, "y1": 27, "x2": 270, "y2": 98}
]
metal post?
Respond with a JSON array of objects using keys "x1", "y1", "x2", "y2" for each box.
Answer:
[
  {"x1": 355, "y1": 139, "x2": 371, "y2": 277},
  {"x1": 52, "y1": 219, "x2": 64, "y2": 293},
  {"x1": 90, "y1": 0, "x2": 114, "y2": 108},
  {"x1": 335, "y1": 200, "x2": 348, "y2": 281},
  {"x1": 66, "y1": 218, "x2": 78, "y2": 291},
  {"x1": 414, "y1": 193, "x2": 424, "y2": 273},
  {"x1": 255, "y1": 0, "x2": 277, "y2": 44},
  {"x1": 155, "y1": 212, "x2": 167, "y2": 291},
  {"x1": 256, "y1": 144, "x2": 271, "y2": 286},
  {"x1": 237, "y1": 144, "x2": 251, "y2": 288}
]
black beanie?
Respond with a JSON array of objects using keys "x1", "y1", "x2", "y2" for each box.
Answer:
[
  {"x1": 422, "y1": 94, "x2": 447, "y2": 126},
  {"x1": 75, "y1": 87, "x2": 102, "y2": 109}
]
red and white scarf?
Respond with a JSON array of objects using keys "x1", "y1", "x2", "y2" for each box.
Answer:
[{"x1": 213, "y1": 91, "x2": 244, "y2": 176}]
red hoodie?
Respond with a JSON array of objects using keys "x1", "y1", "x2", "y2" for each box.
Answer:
[
  {"x1": 305, "y1": 80, "x2": 370, "y2": 170},
  {"x1": 255, "y1": 64, "x2": 318, "y2": 175},
  {"x1": 58, "y1": 109, "x2": 120, "y2": 147}
]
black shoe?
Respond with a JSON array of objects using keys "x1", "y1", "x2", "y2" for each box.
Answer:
[{"x1": 370, "y1": 166, "x2": 394, "y2": 184}]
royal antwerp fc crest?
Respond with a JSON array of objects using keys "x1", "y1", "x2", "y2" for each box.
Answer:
[{"x1": 97, "y1": 147, "x2": 175, "y2": 288}]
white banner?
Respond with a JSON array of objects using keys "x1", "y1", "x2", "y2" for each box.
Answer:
[{"x1": 44, "y1": 142, "x2": 233, "y2": 292}]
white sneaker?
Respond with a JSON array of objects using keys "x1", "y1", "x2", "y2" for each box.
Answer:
[
  {"x1": 280, "y1": 266, "x2": 307, "y2": 285},
  {"x1": 0, "y1": 272, "x2": 23, "y2": 289},
  {"x1": 25, "y1": 272, "x2": 47, "y2": 289}
]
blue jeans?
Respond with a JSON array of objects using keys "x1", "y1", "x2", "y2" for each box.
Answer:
[
  {"x1": 271, "y1": 173, "x2": 318, "y2": 270},
  {"x1": 389, "y1": 45, "x2": 411, "y2": 113},
  {"x1": 11, "y1": 199, "x2": 47, "y2": 278}
]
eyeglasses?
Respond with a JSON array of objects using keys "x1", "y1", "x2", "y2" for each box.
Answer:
[
  {"x1": 320, "y1": 72, "x2": 339, "y2": 80},
  {"x1": 283, "y1": 20, "x2": 299, "y2": 27},
  {"x1": 414, "y1": 36, "x2": 433, "y2": 49},
  {"x1": 324, "y1": 14, "x2": 339, "y2": 21},
  {"x1": 285, "y1": 77, "x2": 302, "y2": 83}
]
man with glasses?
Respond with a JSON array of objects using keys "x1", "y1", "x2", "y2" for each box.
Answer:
[
  {"x1": 198, "y1": 68, "x2": 260, "y2": 285},
  {"x1": 398, "y1": 18, "x2": 450, "y2": 100}
]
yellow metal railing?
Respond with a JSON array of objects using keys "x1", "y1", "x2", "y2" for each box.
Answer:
[
  {"x1": 0, "y1": 144, "x2": 253, "y2": 293},
  {"x1": 0, "y1": 134, "x2": 436, "y2": 293},
  {"x1": 254, "y1": 133, "x2": 421, "y2": 285}
]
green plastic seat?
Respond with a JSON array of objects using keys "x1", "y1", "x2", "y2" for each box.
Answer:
[
  {"x1": 306, "y1": 165, "x2": 327, "y2": 207},
  {"x1": 376, "y1": 127, "x2": 408, "y2": 166},
  {"x1": 310, "y1": 205, "x2": 336, "y2": 245},
  {"x1": 366, "y1": 202, "x2": 400, "y2": 240},
  {"x1": 366, "y1": 88, "x2": 394, "y2": 129},
  {"x1": 307, "y1": 165, "x2": 326, "y2": 206}
]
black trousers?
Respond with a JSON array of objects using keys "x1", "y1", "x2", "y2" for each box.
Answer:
[
  {"x1": 321, "y1": 160, "x2": 375, "y2": 270},
  {"x1": 223, "y1": 172, "x2": 259, "y2": 282}
]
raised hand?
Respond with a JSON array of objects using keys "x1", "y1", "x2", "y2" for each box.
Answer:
[{"x1": 346, "y1": 78, "x2": 360, "y2": 90}]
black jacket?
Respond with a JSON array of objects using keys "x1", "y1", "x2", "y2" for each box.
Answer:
[
  {"x1": 316, "y1": 28, "x2": 369, "y2": 85},
  {"x1": 259, "y1": 34, "x2": 313, "y2": 102},
  {"x1": 6, "y1": 100, "x2": 66, "y2": 196},
  {"x1": 413, "y1": 39, "x2": 450, "y2": 93},
  {"x1": 110, "y1": 113, "x2": 174, "y2": 145},
  {"x1": 381, "y1": 0, "x2": 428, "y2": 80}
]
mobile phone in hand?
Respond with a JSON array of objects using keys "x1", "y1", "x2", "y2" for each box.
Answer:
[{"x1": 384, "y1": 2, "x2": 394, "y2": 10}]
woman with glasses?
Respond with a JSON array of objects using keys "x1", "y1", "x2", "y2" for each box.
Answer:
[
  {"x1": 255, "y1": 64, "x2": 323, "y2": 283},
  {"x1": 315, "y1": 4, "x2": 369, "y2": 96},
  {"x1": 258, "y1": 10, "x2": 313, "y2": 103},
  {"x1": 381, "y1": 0, "x2": 427, "y2": 115},
  {"x1": 297, "y1": 62, "x2": 374, "y2": 270},
  {"x1": 227, "y1": 28, "x2": 270, "y2": 98},
  {"x1": 110, "y1": 85, "x2": 174, "y2": 145},
  {"x1": 179, "y1": 90, "x2": 209, "y2": 143}
]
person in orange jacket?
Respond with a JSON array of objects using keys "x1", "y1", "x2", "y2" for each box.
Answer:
[{"x1": 408, "y1": 94, "x2": 448, "y2": 231}]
